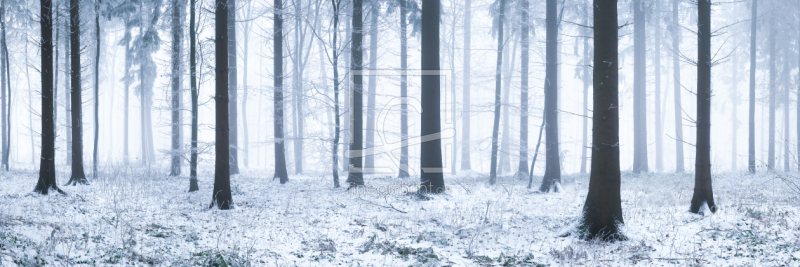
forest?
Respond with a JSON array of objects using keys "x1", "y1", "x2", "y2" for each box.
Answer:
[{"x1": 0, "y1": 0, "x2": 799, "y2": 265}]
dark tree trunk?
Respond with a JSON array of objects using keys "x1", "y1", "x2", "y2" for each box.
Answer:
[
  {"x1": 93, "y1": 0, "x2": 100, "y2": 179},
  {"x1": 0, "y1": 0, "x2": 7, "y2": 172},
  {"x1": 748, "y1": 0, "x2": 756, "y2": 173},
  {"x1": 346, "y1": 0, "x2": 364, "y2": 188},
  {"x1": 211, "y1": 0, "x2": 233, "y2": 210},
  {"x1": 228, "y1": 0, "x2": 239, "y2": 175},
  {"x1": 398, "y1": 0, "x2": 409, "y2": 178},
  {"x1": 274, "y1": 0, "x2": 289, "y2": 184},
  {"x1": 579, "y1": 0, "x2": 589, "y2": 174},
  {"x1": 576, "y1": 0, "x2": 624, "y2": 240},
  {"x1": 365, "y1": 0, "x2": 377, "y2": 171},
  {"x1": 331, "y1": 0, "x2": 341, "y2": 188},
  {"x1": 171, "y1": 0, "x2": 184, "y2": 176},
  {"x1": 65, "y1": 16, "x2": 72, "y2": 166},
  {"x1": 527, "y1": 109, "x2": 545, "y2": 189},
  {"x1": 35, "y1": 0, "x2": 63, "y2": 195},
  {"x1": 419, "y1": 0, "x2": 444, "y2": 194},
  {"x1": 672, "y1": 0, "x2": 684, "y2": 173},
  {"x1": 654, "y1": 0, "x2": 663, "y2": 172},
  {"x1": 540, "y1": 0, "x2": 561, "y2": 192},
  {"x1": 632, "y1": 0, "x2": 648, "y2": 173},
  {"x1": 767, "y1": 9, "x2": 775, "y2": 170},
  {"x1": 690, "y1": 0, "x2": 716, "y2": 214},
  {"x1": 797, "y1": 11, "x2": 800, "y2": 171},
  {"x1": 67, "y1": 0, "x2": 88, "y2": 185},
  {"x1": 461, "y1": 0, "x2": 471, "y2": 171},
  {"x1": 488, "y1": 0, "x2": 506, "y2": 185},
  {"x1": 189, "y1": 0, "x2": 199, "y2": 191},
  {"x1": 515, "y1": 0, "x2": 529, "y2": 179}
]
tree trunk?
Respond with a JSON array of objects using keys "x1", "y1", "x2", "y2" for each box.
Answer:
[
  {"x1": 228, "y1": 0, "x2": 239, "y2": 175},
  {"x1": 498, "y1": 29, "x2": 516, "y2": 175},
  {"x1": 189, "y1": 0, "x2": 199, "y2": 191},
  {"x1": 170, "y1": 0, "x2": 183, "y2": 176},
  {"x1": 331, "y1": 0, "x2": 341, "y2": 188},
  {"x1": 0, "y1": 0, "x2": 6, "y2": 171},
  {"x1": 342, "y1": 6, "x2": 351, "y2": 173},
  {"x1": 364, "y1": 0, "x2": 377, "y2": 171},
  {"x1": 398, "y1": 0, "x2": 409, "y2": 178},
  {"x1": 767, "y1": 9, "x2": 775, "y2": 170},
  {"x1": 783, "y1": 54, "x2": 790, "y2": 171},
  {"x1": 488, "y1": 0, "x2": 506, "y2": 185},
  {"x1": 748, "y1": 0, "x2": 757, "y2": 173},
  {"x1": 65, "y1": 17, "x2": 72, "y2": 166},
  {"x1": 460, "y1": 0, "x2": 471, "y2": 171},
  {"x1": 35, "y1": 0, "x2": 63, "y2": 195},
  {"x1": 212, "y1": 0, "x2": 233, "y2": 210},
  {"x1": 242, "y1": 2, "x2": 251, "y2": 169},
  {"x1": 632, "y1": 0, "x2": 648, "y2": 173},
  {"x1": 67, "y1": 0, "x2": 88, "y2": 185},
  {"x1": 579, "y1": 0, "x2": 589, "y2": 174},
  {"x1": 731, "y1": 48, "x2": 738, "y2": 171},
  {"x1": 540, "y1": 0, "x2": 561, "y2": 192},
  {"x1": 93, "y1": 0, "x2": 100, "y2": 179},
  {"x1": 672, "y1": 0, "x2": 684, "y2": 173},
  {"x1": 690, "y1": 0, "x2": 716, "y2": 214},
  {"x1": 274, "y1": 0, "x2": 289, "y2": 184},
  {"x1": 577, "y1": 0, "x2": 624, "y2": 241},
  {"x1": 419, "y1": 0, "x2": 444, "y2": 194},
  {"x1": 515, "y1": 0, "x2": 530, "y2": 179},
  {"x1": 654, "y1": 0, "x2": 663, "y2": 172},
  {"x1": 123, "y1": 25, "x2": 131, "y2": 166},
  {"x1": 291, "y1": 0, "x2": 303, "y2": 175},
  {"x1": 346, "y1": 0, "x2": 364, "y2": 188}
]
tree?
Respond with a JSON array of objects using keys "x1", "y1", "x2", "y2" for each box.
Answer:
[
  {"x1": 579, "y1": 0, "x2": 589, "y2": 174},
  {"x1": 0, "y1": 0, "x2": 8, "y2": 172},
  {"x1": 632, "y1": 0, "x2": 648, "y2": 173},
  {"x1": 211, "y1": 0, "x2": 233, "y2": 210},
  {"x1": 539, "y1": 0, "x2": 561, "y2": 192},
  {"x1": 418, "y1": 0, "x2": 443, "y2": 194},
  {"x1": 654, "y1": 0, "x2": 663, "y2": 172},
  {"x1": 460, "y1": 0, "x2": 471, "y2": 171},
  {"x1": 671, "y1": 0, "x2": 684, "y2": 173},
  {"x1": 689, "y1": 0, "x2": 716, "y2": 214},
  {"x1": 136, "y1": 0, "x2": 161, "y2": 166},
  {"x1": 67, "y1": 0, "x2": 88, "y2": 185},
  {"x1": 330, "y1": 0, "x2": 342, "y2": 187},
  {"x1": 514, "y1": 0, "x2": 529, "y2": 179},
  {"x1": 228, "y1": 0, "x2": 239, "y2": 175},
  {"x1": 274, "y1": 0, "x2": 289, "y2": 184},
  {"x1": 346, "y1": 0, "x2": 364, "y2": 188},
  {"x1": 767, "y1": 5, "x2": 775, "y2": 170},
  {"x1": 93, "y1": 0, "x2": 101, "y2": 179},
  {"x1": 35, "y1": 0, "x2": 64, "y2": 195},
  {"x1": 394, "y1": 0, "x2": 416, "y2": 178},
  {"x1": 189, "y1": 0, "x2": 199, "y2": 191},
  {"x1": 747, "y1": 0, "x2": 756, "y2": 173},
  {"x1": 364, "y1": 0, "x2": 378, "y2": 171},
  {"x1": 488, "y1": 0, "x2": 506, "y2": 185},
  {"x1": 575, "y1": 0, "x2": 624, "y2": 241},
  {"x1": 170, "y1": 0, "x2": 184, "y2": 176}
]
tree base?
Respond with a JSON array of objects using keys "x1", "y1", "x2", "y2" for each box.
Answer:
[
  {"x1": 564, "y1": 219, "x2": 627, "y2": 242},
  {"x1": 188, "y1": 177, "x2": 199, "y2": 192},
  {"x1": 66, "y1": 177, "x2": 89, "y2": 186}
]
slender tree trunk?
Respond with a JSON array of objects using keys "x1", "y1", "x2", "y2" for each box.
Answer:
[
  {"x1": 498, "y1": 30, "x2": 516, "y2": 175},
  {"x1": 171, "y1": 0, "x2": 184, "y2": 176},
  {"x1": 0, "y1": 0, "x2": 6, "y2": 171},
  {"x1": 579, "y1": 0, "x2": 589, "y2": 174},
  {"x1": 67, "y1": 0, "x2": 88, "y2": 185},
  {"x1": 654, "y1": 0, "x2": 663, "y2": 172},
  {"x1": 767, "y1": 9, "x2": 775, "y2": 170},
  {"x1": 576, "y1": 0, "x2": 624, "y2": 241},
  {"x1": 346, "y1": 0, "x2": 364, "y2": 188},
  {"x1": 93, "y1": 0, "x2": 100, "y2": 179},
  {"x1": 331, "y1": 0, "x2": 341, "y2": 188},
  {"x1": 632, "y1": 0, "x2": 648, "y2": 173},
  {"x1": 27, "y1": 37, "x2": 34, "y2": 165},
  {"x1": 797, "y1": 12, "x2": 800, "y2": 171},
  {"x1": 364, "y1": 0, "x2": 377, "y2": 171},
  {"x1": 0, "y1": 0, "x2": 10, "y2": 172},
  {"x1": 488, "y1": 0, "x2": 506, "y2": 185},
  {"x1": 419, "y1": 0, "x2": 444, "y2": 194},
  {"x1": 515, "y1": 0, "x2": 530, "y2": 179},
  {"x1": 731, "y1": 49, "x2": 738, "y2": 171},
  {"x1": 450, "y1": 3, "x2": 456, "y2": 175},
  {"x1": 242, "y1": 3, "x2": 250, "y2": 169},
  {"x1": 690, "y1": 0, "x2": 716, "y2": 214},
  {"x1": 460, "y1": 0, "x2": 471, "y2": 171},
  {"x1": 65, "y1": 18, "x2": 72, "y2": 166},
  {"x1": 342, "y1": 6, "x2": 351, "y2": 173},
  {"x1": 672, "y1": 0, "x2": 684, "y2": 173},
  {"x1": 35, "y1": 0, "x2": 63, "y2": 195},
  {"x1": 398, "y1": 0, "x2": 409, "y2": 178},
  {"x1": 228, "y1": 0, "x2": 239, "y2": 175},
  {"x1": 123, "y1": 25, "x2": 131, "y2": 165},
  {"x1": 274, "y1": 0, "x2": 289, "y2": 184},
  {"x1": 540, "y1": 0, "x2": 561, "y2": 192},
  {"x1": 527, "y1": 109, "x2": 545, "y2": 189},
  {"x1": 783, "y1": 55, "x2": 790, "y2": 172},
  {"x1": 54, "y1": 1, "x2": 58, "y2": 149},
  {"x1": 189, "y1": 0, "x2": 199, "y2": 191},
  {"x1": 211, "y1": 0, "x2": 233, "y2": 210},
  {"x1": 748, "y1": 0, "x2": 757, "y2": 173}
]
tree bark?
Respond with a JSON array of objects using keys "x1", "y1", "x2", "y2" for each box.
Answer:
[
  {"x1": 93, "y1": 0, "x2": 100, "y2": 178},
  {"x1": 171, "y1": 0, "x2": 184, "y2": 176},
  {"x1": 331, "y1": 0, "x2": 341, "y2": 188},
  {"x1": 189, "y1": 0, "x2": 199, "y2": 191},
  {"x1": 419, "y1": 0, "x2": 444, "y2": 194},
  {"x1": 690, "y1": 0, "x2": 716, "y2": 214},
  {"x1": 672, "y1": 0, "x2": 684, "y2": 173},
  {"x1": 540, "y1": 0, "x2": 561, "y2": 192},
  {"x1": 212, "y1": 0, "x2": 233, "y2": 210},
  {"x1": 274, "y1": 0, "x2": 289, "y2": 184},
  {"x1": 346, "y1": 0, "x2": 364, "y2": 188},
  {"x1": 488, "y1": 0, "x2": 506, "y2": 185},
  {"x1": 577, "y1": 0, "x2": 624, "y2": 241},
  {"x1": 35, "y1": 0, "x2": 63, "y2": 195},
  {"x1": 65, "y1": 15, "x2": 72, "y2": 166},
  {"x1": 67, "y1": 0, "x2": 88, "y2": 185}
]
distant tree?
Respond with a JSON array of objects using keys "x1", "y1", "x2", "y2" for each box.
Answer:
[
  {"x1": 632, "y1": 0, "x2": 648, "y2": 173},
  {"x1": 346, "y1": 0, "x2": 364, "y2": 188},
  {"x1": 671, "y1": 0, "x2": 684, "y2": 173},
  {"x1": 211, "y1": 0, "x2": 233, "y2": 210},
  {"x1": 0, "y1": 0, "x2": 9, "y2": 172},
  {"x1": 747, "y1": 0, "x2": 756, "y2": 173},
  {"x1": 514, "y1": 0, "x2": 530, "y2": 179},
  {"x1": 460, "y1": 0, "x2": 471, "y2": 171},
  {"x1": 419, "y1": 0, "x2": 443, "y2": 194},
  {"x1": 66, "y1": 0, "x2": 88, "y2": 185},
  {"x1": 93, "y1": 0, "x2": 101, "y2": 179},
  {"x1": 329, "y1": 0, "x2": 343, "y2": 187},
  {"x1": 136, "y1": 0, "x2": 162, "y2": 166},
  {"x1": 273, "y1": 0, "x2": 289, "y2": 184},
  {"x1": 539, "y1": 0, "x2": 561, "y2": 192},
  {"x1": 35, "y1": 0, "x2": 64, "y2": 195},
  {"x1": 387, "y1": 0, "x2": 418, "y2": 178},
  {"x1": 364, "y1": 0, "x2": 378, "y2": 171},
  {"x1": 767, "y1": 2, "x2": 775, "y2": 170},
  {"x1": 689, "y1": 0, "x2": 716, "y2": 214},
  {"x1": 488, "y1": 0, "x2": 506, "y2": 185},
  {"x1": 575, "y1": 0, "x2": 625, "y2": 241},
  {"x1": 579, "y1": 0, "x2": 590, "y2": 174},
  {"x1": 189, "y1": 0, "x2": 199, "y2": 191},
  {"x1": 108, "y1": 0, "x2": 138, "y2": 166},
  {"x1": 228, "y1": 0, "x2": 239, "y2": 175},
  {"x1": 653, "y1": 0, "x2": 663, "y2": 172},
  {"x1": 170, "y1": 0, "x2": 184, "y2": 176}
]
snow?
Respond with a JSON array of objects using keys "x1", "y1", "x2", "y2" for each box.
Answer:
[{"x1": 0, "y1": 167, "x2": 798, "y2": 266}]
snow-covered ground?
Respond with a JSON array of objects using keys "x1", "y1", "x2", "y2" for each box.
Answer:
[{"x1": 0, "y1": 166, "x2": 798, "y2": 266}]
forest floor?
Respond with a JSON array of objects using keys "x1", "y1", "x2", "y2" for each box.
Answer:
[{"x1": 0, "y1": 165, "x2": 799, "y2": 266}]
